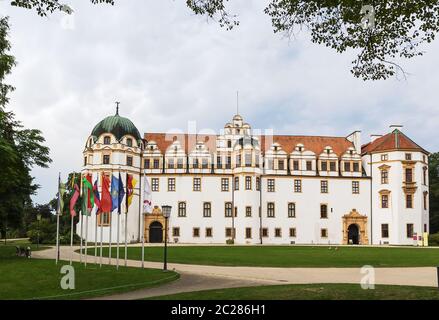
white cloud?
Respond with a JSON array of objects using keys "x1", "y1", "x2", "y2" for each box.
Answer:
[{"x1": 1, "y1": 0, "x2": 438, "y2": 204}]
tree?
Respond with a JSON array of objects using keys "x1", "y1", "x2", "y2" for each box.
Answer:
[
  {"x1": 0, "y1": 17, "x2": 52, "y2": 239},
  {"x1": 429, "y1": 152, "x2": 439, "y2": 234}
]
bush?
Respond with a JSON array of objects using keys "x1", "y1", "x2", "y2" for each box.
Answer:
[
  {"x1": 226, "y1": 239, "x2": 234, "y2": 245},
  {"x1": 429, "y1": 233, "x2": 439, "y2": 246},
  {"x1": 27, "y1": 218, "x2": 81, "y2": 245}
]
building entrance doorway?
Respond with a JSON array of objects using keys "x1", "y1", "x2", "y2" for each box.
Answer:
[
  {"x1": 149, "y1": 221, "x2": 163, "y2": 243},
  {"x1": 348, "y1": 224, "x2": 360, "y2": 245}
]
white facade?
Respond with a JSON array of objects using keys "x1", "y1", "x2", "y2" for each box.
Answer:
[{"x1": 78, "y1": 113, "x2": 430, "y2": 246}]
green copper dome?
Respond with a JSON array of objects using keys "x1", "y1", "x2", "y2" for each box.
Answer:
[{"x1": 91, "y1": 110, "x2": 142, "y2": 142}]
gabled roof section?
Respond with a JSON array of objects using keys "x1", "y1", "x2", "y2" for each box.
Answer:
[{"x1": 362, "y1": 129, "x2": 428, "y2": 154}]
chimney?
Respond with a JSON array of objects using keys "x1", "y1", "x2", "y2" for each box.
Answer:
[
  {"x1": 346, "y1": 131, "x2": 361, "y2": 154},
  {"x1": 370, "y1": 134, "x2": 383, "y2": 143}
]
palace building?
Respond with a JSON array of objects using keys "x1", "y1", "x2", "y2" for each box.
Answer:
[{"x1": 78, "y1": 109, "x2": 430, "y2": 246}]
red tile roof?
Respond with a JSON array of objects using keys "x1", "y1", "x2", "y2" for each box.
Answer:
[
  {"x1": 144, "y1": 132, "x2": 354, "y2": 156},
  {"x1": 361, "y1": 129, "x2": 427, "y2": 154}
]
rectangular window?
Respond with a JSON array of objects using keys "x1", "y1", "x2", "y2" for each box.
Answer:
[
  {"x1": 267, "y1": 179, "x2": 275, "y2": 192},
  {"x1": 168, "y1": 178, "x2": 176, "y2": 192},
  {"x1": 381, "y1": 194, "x2": 389, "y2": 208},
  {"x1": 172, "y1": 227, "x2": 180, "y2": 237},
  {"x1": 405, "y1": 168, "x2": 413, "y2": 183},
  {"x1": 381, "y1": 154, "x2": 388, "y2": 161},
  {"x1": 275, "y1": 228, "x2": 281, "y2": 238},
  {"x1": 261, "y1": 228, "x2": 268, "y2": 237},
  {"x1": 321, "y1": 180, "x2": 328, "y2": 193},
  {"x1": 151, "y1": 178, "x2": 159, "y2": 192},
  {"x1": 177, "y1": 158, "x2": 184, "y2": 169},
  {"x1": 424, "y1": 192, "x2": 428, "y2": 210},
  {"x1": 98, "y1": 212, "x2": 111, "y2": 226},
  {"x1": 225, "y1": 228, "x2": 233, "y2": 238},
  {"x1": 84, "y1": 157, "x2": 87, "y2": 166},
  {"x1": 245, "y1": 176, "x2": 252, "y2": 190},
  {"x1": 288, "y1": 203, "x2": 296, "y2": 218},
  {"x1": 245, "y1": 153, "x2": 252, "y2": 167},
  {"x1": 423, "y1": 167, "x2": 427, "y2": 185},
  {"x1": 245, "y1": 228, "x2": 252, "y2": 239},
  {"x1": 321, "y1": 229, "x2": 328, "y2": 238},
  {"x1": 294, "y1": 179, "x2": 302, "y2": 193},
  {"x1": 226, "y1": 156, "x2": 232, "y2": 169},
  {"x1": 193, "y1": 178, "x2": 201, "y2": 191},
  {"x1": 236, "y1": 154, "x2": 241, "y2": 167},
  {"x1": 352, "y1": 181, "x2": 360, "y2": 194},
  {"x1": 144, "y1": 159, "x2": 150, "y2": 169},
  {"x1": 293, "y1": 160, "x2": 299, "y2": 171},
  {"x1": 178, "y1": 202, "x2": 186, "y2": 217},
  {"x1": 245, "y1": 206, "x2": 252, "y2": 217},
  {"x1": 206, "y1": 228, "x2": 213, "y2": 237},
  {"x1": 321, "y1": 161, "x2": 327, "y2": 171},
  {"x1": 381, "y1": 224, "x2": 389, "y2": 238},
  {"x1": 306, "y1": 161, "x2": 312, "y2": 171},
  {"x1": 330, "y1": 161, "x2": 336, "y2": 172},
  {"x1": 103, "y1": 136, "x2": 111, "y2": 145},
  {"x1": 217, "y1": 156, "x2": 222, "y2": 169},
  {"x1": 234, "y1": 177, "x2": 239, "y2": 191},
  {"x1": 193, "y1": 228, "x2": 200, "y2": 237},
  {"x1": 405, "y1": 153, "x2": 412, "y2": 161},
  {"x1": 256, "y1": 177, "x2": 261, "y2": 191},
  {"x1": 320, "y1": 204, "x2": 328, "y2": 219},
  {"x1": 381, "y1": 170, "x2": 389, "y2": 184},
  {"x1": 406, "y1": 224, "x2": 414, "y2": 238},
  {"x1": 203, "y1": 202, "x2": 212, "y2": 217},
  {"x1": 221, "y1": 178, "x2": 229, "y2": 192},
  {"x1": 153, "y1": 159, "x2": 160, "y2": 169},
  {"x1": 344, "y1": 162, "x2": 351, "y2": 172},
  {"x1": 168, "y1": 158, "x2": 174, "y2": 169},
  {"x1": 289, "y1": 228, "x2": 296, "y2": 238},
  {"x1": 353, "y1": 162, "x2": 360, "y2": 172},
  {"x1": 103, "y1": 155, "x2": 110, "y2": 165},
  {"x1": 202, "y1": 158, "x2": 208, "y2": 169},
  {"x1": 267, "y1": 202, "x2": 275, "y2": 218},
  {"x1": 278, "y1": 160, "x2": 285, "y2": 170},
  {"x1": 225, "y1": 202, "x2": 233, "y2": 217},
  {"x1": 193, "y1": 158, "x2": 199, "y2": 169},
  {"x1": 406, "y1": 194, "x2": 413, "y2": 209}
]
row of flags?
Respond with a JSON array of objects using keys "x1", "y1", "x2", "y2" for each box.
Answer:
[{"x1": 58, "y1": 172, "x2": 138, "y2": 217}]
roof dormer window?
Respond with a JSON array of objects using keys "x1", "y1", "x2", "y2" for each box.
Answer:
[
  {"x1": 104, "y1": 136, "x2": 111, "y2": 145},
  {"x1": 126, "y1": 138, "x2": 133, "y2": 147}
]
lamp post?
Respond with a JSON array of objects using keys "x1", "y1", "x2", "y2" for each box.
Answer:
[
  {"x1": 36, "y1": 214, "x2": 42, "y2": 249},
  {"x1": 161, "y1": 205, "x2": 171, "y2": 271}
]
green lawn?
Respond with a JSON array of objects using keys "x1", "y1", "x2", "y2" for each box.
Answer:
[
  {"x1": 86, "y1": 245, "x2": 439, "y2": 268},
  {"x1": 148, "y1": 283, "x2": 439, "y2": 300},
  {"x1": 0, "y1": 244, "x2": 179, "y2": 300}
]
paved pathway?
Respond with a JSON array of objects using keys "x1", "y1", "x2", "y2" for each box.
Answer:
[{"x1": 33, "y1": 246, "x2": 439, "y2": 300}]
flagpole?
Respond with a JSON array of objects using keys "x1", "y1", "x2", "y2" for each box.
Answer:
[
  {"x1": 117, "y1": 210, "x2": 120, "y2": 270},
  {"x1": 95, "y1": 212, "x2": 98, "y2": 265},
  {"x1": 100, "y1": 214, "x2": 103, "y2": 267},
  {"x1": 141, "y1": 170, "x2": 145, "y2": 269},
  {"x1": 85, "y1": 209, "x2": 88, "y2": 268},
  {"x1": 80, "y1": 211, "x2": 83, "y2": 264},
  {"x1": 124, "y1": 174, "x2": 128, "y2": 267},
  {"x1": 70, "y1": 214, "x2": 74, "y2": 265},
  {"x1": 55, "y1": 172, "x2": 61, "y2": 265},
  {"x1": 109, "y1": 210, "x2": 112, "y2": 265}
]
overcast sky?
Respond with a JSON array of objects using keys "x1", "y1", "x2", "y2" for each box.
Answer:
[{"x1": 1, "y1": 0, "x2": 439, "y2": 204}]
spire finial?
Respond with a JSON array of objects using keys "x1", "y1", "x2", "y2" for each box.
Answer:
[
  {"x1": 236, "y1": 91, "x2": 239, "y2": 115},
  {"x1": 115, "y1": 101, "x2": 120, "y2": 115}
]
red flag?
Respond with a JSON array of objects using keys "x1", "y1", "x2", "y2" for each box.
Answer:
[
  {"x1": 69, "y1": 184, "x2": 80, "y2": 217},
  {"x1": 100, "y1": 173, "x2": 112, "y2": 212}
]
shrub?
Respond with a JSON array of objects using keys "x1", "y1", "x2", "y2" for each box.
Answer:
[
  {"x1": 429, "y1": 233, "x2": 439, "y2": 246},
  {"x1": 226, "y1": 239, "x2": 234, "y2": 245}
]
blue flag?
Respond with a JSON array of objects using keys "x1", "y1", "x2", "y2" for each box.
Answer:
[
  {"x1": 118, "y1": 172, "x2": 125, "y2": 214},
  {"x1": 111, "y1": 174, "x2": 119, "y2": 212}
]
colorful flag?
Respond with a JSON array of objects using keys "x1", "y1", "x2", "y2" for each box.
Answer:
[
  {"x1": 143, "y1": 175, "x2": 152, "y2": 213},
  {"x1": 118, "y1": 172, "x2": 125, "y2": 214},
  {"x1": 82, "y1": 175, "x2": 94, "y2": 215},
  {"x1": 101, "y1": 173, "x2": 112, "y2": 212},
  {"x1": 69, "y1": 183, "x2": 80, "y2": 217},
  {"x1": 93, "y1": 179, "x2": 101, "y2": 214},
  {"x1": 111, "y1": 174, "x2": 119, "y2": 212},
  {"x1": 126, "y1": 174, "x2": 137, "y2": 210},
  {"x1": 57, "y1": 178, "x2": 66, "y2": 215}
]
